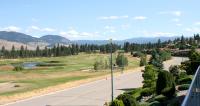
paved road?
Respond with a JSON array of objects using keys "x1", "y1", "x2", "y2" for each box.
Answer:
[
  {"x1": 163, "y1": 57, "x2": 188, "y2": 70},
  {"x1": 4, "y1": 57, "x2": 188, "y2": 106}
]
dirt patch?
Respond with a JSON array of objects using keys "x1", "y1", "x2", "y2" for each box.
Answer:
[
  {"x1": 0, "y1": 65, "x2": 14, "y2": 71},
  {"x1": 0, "y1": 82, "x2": 28, "y2": 93}
]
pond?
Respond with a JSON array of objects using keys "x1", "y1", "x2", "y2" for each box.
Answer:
[
  {"x1": 12, "y1": 62, "x2": 44, "y2": 69},
  {"x1": 22, "y1": 62, "x2": 43, "y2": 69}
]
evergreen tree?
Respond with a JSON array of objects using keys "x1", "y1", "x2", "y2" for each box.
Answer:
[
  {"x1": 156, "y1": 71, "x2": 176, "y2": 98},
  {"x1": 116, "y1": 53, "x2": 128, "y2": 67},
  {"x1": 11, "y1": 45, "x2": 16, "y2": 58},
  {"x1": 36, "y1": 46, "x2": 40, "y2": 57},
  {"x1": 20, "y1": 45, "x2": 25, "y2": 58}
]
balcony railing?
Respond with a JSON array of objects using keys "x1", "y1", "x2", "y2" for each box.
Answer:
[{"x1": 182, "y1": 66, "x2": 200, "y2": 106}]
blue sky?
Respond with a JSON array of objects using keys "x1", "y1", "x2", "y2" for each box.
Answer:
[{"x1": 0, "y1": 0, "x2": 200, "y2": 40}]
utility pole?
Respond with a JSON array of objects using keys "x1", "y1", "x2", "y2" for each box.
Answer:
[{"x1": 110, "y1": 39, "x2": 114, "y2": 102}]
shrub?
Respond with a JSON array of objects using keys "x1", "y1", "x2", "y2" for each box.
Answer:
[
  {"x1": 178, "y1": 77, "x2": 192, "y2": 85},
  {"x1": 160, "y1": 50, "x2": 171, "y2": 61},
  {"x1": 13, "y1": 65, "x2": 24, "y2": 71},
  {"x1": 117, "y1": 94, "x2": 138, "y2": 106},
  {"x1": 116, "y1": 53, "x2": 128, "y2": 67},
  {"x1": 110, "y1": 99, "x2": 124, "y2": 106},
  {"x1": 149, "y1": 101, "x2": 161, "y2": 106},
  {"x1": 166, "y1": 97, "x2": 180, "y2": 106},
  {"x1": 47, "y1": 60, "x2": 60, "y2": 63},
  {"x1": 139, "y1": 102, "x2": 149, "y2": 106},
  {"x1": 154, "y1": 95, "x2": 167, "y2": 102},
  {"x1": 140, "y1": 88, "x2": 154, "y2": 96},
  {"x1": 140, "y1": 55, "x2": 147, "y2": 66},
  {"x1": 14, "y1": 84, "x2": 20, "y2": 87},
  {"x1": 132, "y1": 52, "x2": 143, "y2": 57},
  {"x1": 94, "y1": 58, "x2": 109, "y2": 71},
  {"x1": 169, "y1": 65, "x2": 180, "y2": 77},
  {"x1": 142, "y1": 65, "x2": 157, "y2": 89},
  {"x1": 178, "y1": 84, "x2": 190, "y2": 91},
  {"x1": 179, "y1": 72, "x2": 188, "y2": 78},
  {"x1": 156, "y1": 71, "x2": 176, "y2": 98},
  {"x1": 161, "y1": 86, "x2": 176, "y2": 99}
]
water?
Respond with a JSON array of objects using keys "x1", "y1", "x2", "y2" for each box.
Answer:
[
  {"x1": 12, "y1": 62, "x2": 43, "y2": 69},
  {"x1": 22, "y1": 62, "x2": 40, "y2": 69}
]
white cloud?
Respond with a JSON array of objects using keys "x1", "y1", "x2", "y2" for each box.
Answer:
[
  {"x1": 185, "y1": 27, "x2": 200, "y2": 33},
  {"x1": 98, "y1": 15, "x2": 129, "y2": 20},
  {"x1": 26, "y1": 26, "x2": 56, "y2": 33},
  {"x1": 2, "y1": 26, "x2": 21, "y2": 32},
  {"x1": 43, "y1": 28, "x2": 56, "y2": 32},
  {"x1": 194, "y1": 22, "x2": 200, "y2": 25},
  {"x1": 172, "y1": 18, "x2": 180, "y2": 22},
  {"x1": 176, "y1": 23, "x2": 182, "y2": 26},
  {"x1": 136, "y1": 30, "x2": 176, "y2": 37},
  {"x1": 159, "y1": 11, "x2": 182, "y2": 16},
  {"x1": 154, "y1": 32, "x2": 175, "y2": 36},
  {"x1": 172, "y1": 11, "x2": 182, "y2": 16},
  {"x1": 59, "y1": 28, "x2": 100, "y2": 40},
  {"x1": 133, "y1": 16, "x2": 147, "y2": 20},
  {"x1": 104, "y1": 26, "x2": 116, "y2": 33},
  {"x1": 31, "y1": 26, "x2": 40, "y2": 30}
]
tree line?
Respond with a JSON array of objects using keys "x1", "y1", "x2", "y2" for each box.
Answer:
[
  {"x1": 0, "y1": 43, "x2": 120, "y2": 59},
  {"x1": 123, "y1": 33, "x2": 200, "y2": 52}
]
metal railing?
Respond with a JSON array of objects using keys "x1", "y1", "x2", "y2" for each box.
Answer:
[{"x1": 182, "y1": 66, "x2": 200, "y2": 106}]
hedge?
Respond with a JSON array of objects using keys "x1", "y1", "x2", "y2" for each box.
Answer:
[
  {"x1": 178, "y1": 77, "x2": 192, "y2": 85},
  {"x1": 178, "y1": 84, "x2": 190, "y2": 91}
]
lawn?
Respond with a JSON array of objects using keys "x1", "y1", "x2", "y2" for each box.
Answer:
[{"x1": 0, "y1": 53, "x2": 139, "y2": 96}]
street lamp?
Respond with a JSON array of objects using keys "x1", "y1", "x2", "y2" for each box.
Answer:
[{"x1": 110, "y1": 38, "x2": 114, "y2": 102}]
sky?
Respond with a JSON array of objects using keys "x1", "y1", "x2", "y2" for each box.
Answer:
[{"x1": 0, "y1": 0, "x2": 200, "y2": 40}]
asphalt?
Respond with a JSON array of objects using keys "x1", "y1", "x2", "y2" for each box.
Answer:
[{"x1": 4, "y1": 57, "x2": 188, "y2": 106}]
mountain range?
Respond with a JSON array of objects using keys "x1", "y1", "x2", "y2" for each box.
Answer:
[{"x1": 0, "y1": 31, "x2": 178, "y2": 49}]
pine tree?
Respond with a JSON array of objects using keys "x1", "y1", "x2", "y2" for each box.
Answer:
[
  {"x1": 20, "y1": 45, "x2": 25, "y2": 58},
  {"x1": 11, "y1": 45, "x2": 15, "y2": 58}
]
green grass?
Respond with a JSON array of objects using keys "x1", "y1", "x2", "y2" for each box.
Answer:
[
  {"x1": 0, "y1": 76, "x2": 90, "y2": 96},
  {"x1": 0, "y1": 53, "x2": 139, "y2": 96}
]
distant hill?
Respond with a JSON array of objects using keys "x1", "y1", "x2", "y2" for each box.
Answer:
[
  {"x1": 39, "y1": 35, "x2": 70, "y2": 45},
  {"x1": 0, "y1": 31, "x2": 38, "y2": 43},
  {"x1": 0, "y1": 39, "x2": 35, "y2": 50},
  {"x1": 0, "y1": 31, "x2": 71, "y2": 48},
  {"x1": 124, "y1": 37, "x2": 177, "y2": 44},
  {"x1": 72, "y1": 37, "x2": 178, "y2": 45},
  {"x1": 0, "y1": 31, "x2": 179, "y2": 48}
]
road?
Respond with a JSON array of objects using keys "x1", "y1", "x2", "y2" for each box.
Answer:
[{"x1": 4, "y1": 57, "x2": 188, "y2": 106}]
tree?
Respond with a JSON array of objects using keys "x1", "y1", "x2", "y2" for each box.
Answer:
[
  {"x1": 183, "y1": 47, "x2": 200, "y2": 74},
  {"x1": 140, "y1": 54, "x2": 147, "y2": 66},
  {"x1": 160, "y1": 50, "x2": 171, "y2": 61},
  {"x1": 156, "y1": 71, "x2": 176, "y2": 98},
  {"x1": 11, "y1": 45, "x2": 16, "y2": 58},
  {"x1": 116, "y1": 53, "x2": 128, "y2": 67},
  {"x1": 94, "y1": 58, "x2": 108, "y2": 71},
  {"x1": 157, "y1": 39, "x2": 162, "y2": 48},
  {"x1": 36, "y1": 46, "x2": 40, "y2": 57},
  {"x1": 142, "y1": 65, "x2": 157, "y2": 89},
  {"x1": 20, "y1": 45, "x2": 25, "y2": 58},
  {"x1": 124, "y1": 42, "x2": 131, "y2": 53},
  {"x1": 149, "y1": 49, "x2": 163, "y2": 69}
]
